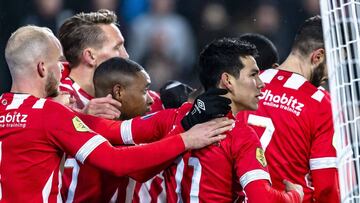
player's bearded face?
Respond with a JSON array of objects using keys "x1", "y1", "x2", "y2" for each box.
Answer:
[
  {"x1": 45, "y1": 71, "x2": 60, "y2": 97},
  {"x1": 310, "y1": 61, "x2": 327, "y2": 87}
]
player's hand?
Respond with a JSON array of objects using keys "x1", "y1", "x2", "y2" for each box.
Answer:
[
  {"x1": 50, "y1": 91, "x2": 76, "y2": 108},
  {"x1": 283, "y1": 179, "x2": 304, "y2": 202},
  {"x1": 181, "y1": 117, "x2": 234, "y2": 150},
  {"x1": 181, "y1": 88, "x2": 231, "y2": 130},
  {"x1": 82, "y1": 94, "x2": 121, "y2": 119}
]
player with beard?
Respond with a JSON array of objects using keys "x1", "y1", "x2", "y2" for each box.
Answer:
[
  {"x1": 239, "y1": 16, "x2": 340, "y2": 202},
  {"x1": 0, "y1": 25, "x2": 234, "y2": 202}
]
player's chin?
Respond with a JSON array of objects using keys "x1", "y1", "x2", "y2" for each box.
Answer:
[{"x1": 249, "y1": 100, "x2": 259, "y2": 110}]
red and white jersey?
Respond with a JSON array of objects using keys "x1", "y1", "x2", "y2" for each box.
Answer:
[
  {"x1": 165, "y1": 116, "x2": 271, "y2": 203},
  {"x1": 60, "y1": 77, "x2": 93, "y2": 109},
  {"x1": 59, "y1": 83, "x2": 174, "y2": 203},
  {"x1": 239, "y1": 69, "x2": 339, "y2": 202},
  {"x1": 122, "y1": 104, "x2": 287, "y2": 202},
  {"x1": 121, "y1": 103, "x2": 304, "y2": 202},
  {"x1": 0, "y1": 93, "x2": 186, "y2": 202},
  {"x1": 60, "y1": 77, "x2": 100, "y2": 203},
  {"x1": 132, "y1": 90, "x2": 166, "y2": 203},
  {"x1": 0, "y1": 93, "x2": 107, "y2": 202}
]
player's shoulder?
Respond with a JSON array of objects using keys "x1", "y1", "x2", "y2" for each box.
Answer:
[
  {"x1": 43, "y1": 98, "x2": 76, "y2": 115},
  {"x1": 228, "y1": 119, "x2": 259, "y2": 141},
  {"x1": 260, "y1": 69, "x2": 328, "y2": 103}
]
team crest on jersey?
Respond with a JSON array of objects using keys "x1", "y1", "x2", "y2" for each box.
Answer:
[
  {"x1": 256, "y1": 148, "x2": 267, "y2": 167},
  {"x1": 72, "y1": 116, "x2": 90, "y2": 132}
]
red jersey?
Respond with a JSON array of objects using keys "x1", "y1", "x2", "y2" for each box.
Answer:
[
  {"x1": 239, "y1": 69, "x2": 339, "y2": 202},
  {"x1": 0, "y1": 93, "x2": 185, "y2": 202},
  {"x1": 60, "y1": 78, "x2": 169, "y2": 203},
  {"x1": 148, "y1": 90, "x2": 164, "y2": 113},
  {"x1": 61, "y1": 61, "x2": 70, "y2": 81},
  {"x1": 132, "y1": 90, "x2": 166, "y2": 203},
  {"x1": 60, "y1": 77, "x2": 93, "y2": 109},
  {"x1": 121, "y1": 104, "x2": 301, "y2": 203}
]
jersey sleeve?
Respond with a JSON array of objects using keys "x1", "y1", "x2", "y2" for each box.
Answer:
[
  {"x1": 245, "y1": 180, "x2": 301, "y2": 203},
  {"x1": 76, "y1": 108, "x2": 178, "y2": 145},
  {"x1": 231, "y1": 123, "x2": 271, "y2": 189},
  {"x1": 119, "y1": 109, "x2": 178, "y2": 144},
  {"x1": 309, "y1": 98, "x2": 340, "y2": 202},
  {"x1": 44, "y1": 101, "x2": 186, "y2": 177}
]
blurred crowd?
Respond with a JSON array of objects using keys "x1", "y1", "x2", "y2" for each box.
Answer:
[{"x1": 0, "y1": 0, "x2": 320, "y2": 93}]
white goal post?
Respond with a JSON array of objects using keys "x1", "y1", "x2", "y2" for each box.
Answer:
[{"x1": 320, "y1": 0, "x2": 360, "y2": 202}]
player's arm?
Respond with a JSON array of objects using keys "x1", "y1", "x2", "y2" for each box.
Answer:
[
  {"x1": 233, "y1": 125, "x2": 303, "y2": 203},
  {"x1": 126, "y1": 125, "x2": 187, "y2": 182},
  {"x1": 311, "y1": 168, "x2": 339, "y2": 203},
  {"x1": 77, "y1": 108, "x2": 177, "y2": 145},
  {"x1": 46, "y1": 104, "x2": 232, "y2": 176},
  {"x1": 245, "y1": 179, "x2": 302, "y2": 203},
  {"x1": 310, "y1": 99, "x2": 340, "y2": 203}
]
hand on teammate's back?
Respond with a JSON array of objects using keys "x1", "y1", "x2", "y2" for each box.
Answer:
[
  {"x1": 83, "y1": 94, "x2": 122, "y2": 119},
  {"x1": 50, "y1": 91, "x2": 76, "y2": 108},
  {"x1": 181, "y1": 88, "x2": 232, "y2": 130},
  {"x1": 181, "y1": 117, "x2": 234, "y2": 150},
  {"x1": 283, "y1": 179, "x2": 304, "y2": 202}
]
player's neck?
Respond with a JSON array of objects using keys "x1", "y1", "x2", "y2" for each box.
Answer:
[
  {"x1": 69, "y1": 65, "x2": 96, "y2": 96},
  {"x1": 10, "y1": 79, "x2": 45, "y2": 98},
  {"x1": 277, "y1": 53, "x2": 312, "y2": 81}
]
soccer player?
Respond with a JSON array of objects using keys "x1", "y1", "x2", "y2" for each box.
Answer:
[
  {"x1": 0, "y1": 25, "x2": 234, "y2": 202},
  {"x1": 58, "y1": 9, "x2": 126, "y2": 119},
  {"x1": 112, "y1": 38, "x2": 304, "y2": 202},
  {"x1": 61, "y1": 57, "x2": 155, "y2": 202},
  {"x1": 242, "y1": 16, "x2": 340, "y2": 202},
  {"x1": 239, "y1": 33, "x2": 279, "y2": 70}
]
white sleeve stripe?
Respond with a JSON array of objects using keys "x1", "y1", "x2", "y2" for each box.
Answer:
[
  {"x1": 6, "y1": 94, "x2": 30, "y2": 110},
  {"x1": 239, "y1": 169, "x2": 271, "y2": 189},
  {"x1": 311, "y1": 90, "x2": 325, "y2": 102},
  {"x1": 120, "y1": 119, "x2": 134, "y2": 144},
  {"x1": 283, "y1": 73, "x2": 307, "y2": 90},
  {"x1": 75, "y1": 135, "x2": 107, "y2": 164},
  {"x1": 32, "y1": 98, "x2": 46, "y2": 109},
  {"x1": 260, "y1": 69, "x2": 278, "y2": 83},
  {"x1": 310, "y1": 157, "x2": 337, "y2": 170}
]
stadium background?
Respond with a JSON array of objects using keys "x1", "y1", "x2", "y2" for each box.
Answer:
[{"x1": 0, "y1": 0, "x2": 320, "y2": 94}]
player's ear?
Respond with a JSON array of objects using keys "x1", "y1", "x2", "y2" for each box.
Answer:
[
  {"x1": 219, "y1": 72, "x2": 234, "y2": 93},
  {"x1": 311, "y1": 48, "x2": 325, "y2": 65},
  {"x1": 83, "y1": 48, "x2": 96, "y2": 66},
  {"x1": 37, "y1": 61, "x2": 46, "y2": 78},
  {"x1": 112, "y1": 83, "x2": 124, "y2": 101}
]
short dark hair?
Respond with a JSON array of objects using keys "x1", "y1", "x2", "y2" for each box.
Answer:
[
  {"x1": 239, "y1": 33, "x2": 279, "y2": 70},
  {"x1": 59, "y1": 9, "x2": 118, "y2": 67},
  {"x1": 292, "y1": 15, "x2": 323, "y2": 56},
  {"x1": 199, "y1": 38, "x2": 258, "y2": 90},
  {"x1": 94, "y1": 57, "x2": 144, "y2": 97}
]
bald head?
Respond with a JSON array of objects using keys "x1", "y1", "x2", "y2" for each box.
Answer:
[{"x1": 5, "y1": 25, "x2": 59, "y2": 76}]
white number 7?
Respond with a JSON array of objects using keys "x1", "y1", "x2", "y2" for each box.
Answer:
[{"x1": 247, "y1": 114, "x2": 275, "y2": 151}]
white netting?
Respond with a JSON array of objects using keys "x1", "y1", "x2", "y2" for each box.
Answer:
[{"x1": 321, "y1": 0, "x2": 360, "y2": 202}]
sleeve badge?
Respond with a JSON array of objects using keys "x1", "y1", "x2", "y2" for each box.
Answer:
[
  {"x1": 256, "y1": 147, "x2": 267, "y2": 167},
  {"x1": 72, "y1": 116, "x2": 90, "y2": 132}
]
